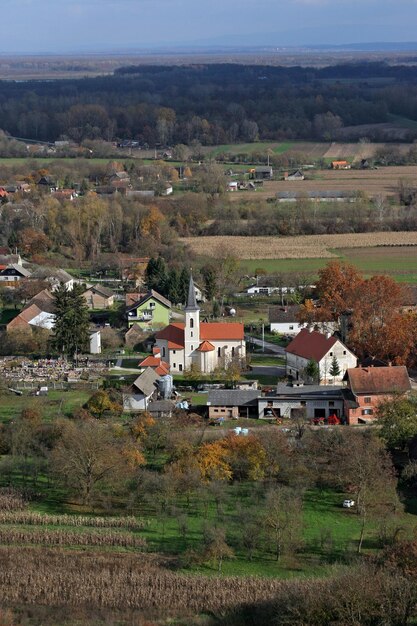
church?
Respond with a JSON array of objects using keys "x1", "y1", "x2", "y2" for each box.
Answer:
[{"x1": 154, "y1": 276, "x2": 246, "y2": 374}]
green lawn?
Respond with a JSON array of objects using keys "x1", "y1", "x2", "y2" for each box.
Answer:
[
  {"x1": 249, "y1": 354, "x2": 285, "y2": 366},
  {"x1": 0, "y1": 389, "x2": 93, "y2": 422}
]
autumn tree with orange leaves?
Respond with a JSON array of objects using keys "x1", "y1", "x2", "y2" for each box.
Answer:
[
  {"x1": 299, "y1": 261, "x2": 417, "y2": 365},
  {"x1": 197, "y1": 434, "x2": 268, "y2": 482}
]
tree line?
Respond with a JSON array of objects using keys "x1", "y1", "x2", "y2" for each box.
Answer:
[{"x1": 0, "y1": 62, "x2": 415, "y2": 144}]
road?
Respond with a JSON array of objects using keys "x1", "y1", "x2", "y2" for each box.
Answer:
[{"x1": 245, "y1": 335, "x2": 286, "y2": 355}]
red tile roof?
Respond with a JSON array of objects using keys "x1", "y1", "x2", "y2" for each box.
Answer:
[
  {"x1": 156, "y1": 321, "x2": 244, "y2": 347},
  {"x1": 198, "y1": 340, "x2": 215, "y2": 352},
  {"x1": 200, "y1": 322, "x2": 244, "y2": 341},
  {"x1": 286, "y1": 328, "x2": 338, "y2": 362},
  {"x1": 347, "y1": 366, "x2": 411, "y2": 395},
  {"x1": 156, "y1": 323, "x2": 185, "y2": 349},
  {"x1": 155, "y1": 363, "x2": 170, "y2": 376},
  {"x1": 139, "y1": 356, "x2": 161, "y2": 368}
]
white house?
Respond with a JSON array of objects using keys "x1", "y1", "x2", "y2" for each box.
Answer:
[
  {"x1": 30, "y1": 267, "x2": 74, "y2": 292},
  {"x1": 89, "y1": 330, "x2": 102, "y2": 355},
  {"x1": 269, "y1": 305, "x2": 335, "y2": 336},
  {"x1": 246, "y1": 284, "x2": 279, "y2": 296},
  {"x1": 155, "y1": 276, "x2": 246, "y2": 374},
  {"x1": 285, "y1": 328, "x2": 357, "y2": 385}
]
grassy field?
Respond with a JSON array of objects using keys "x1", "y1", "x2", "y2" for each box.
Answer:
[
  {"x1": 0, "y1": 389, "x2": 92, "y2": 423},
  {"x1": 239, "y1": 246, "x2": 417, "y2": 282}
]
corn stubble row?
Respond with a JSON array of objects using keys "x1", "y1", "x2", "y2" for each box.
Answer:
[
  {"x1": 0, "y1": 528, "x2": 146, "y2": 549},
  {"x1": 0, "y1": 547, "x2": 287, "y2": 613},
  {"x1": 0, "y1": 511, "x2": 143, "y2": 530}
]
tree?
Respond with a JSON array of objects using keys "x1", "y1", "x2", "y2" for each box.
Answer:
[
  {"x1": 329, "y1": 355, "x2": 341, "y2": 384},
  {"x1": 315, "y1": 261, "x2": 363, "y2": 323},
  {"x1": 203, "y1": 527, "x2": 234, "y2": 573},
  {"x1": 304, "y1": 359, "x2": 320, "y2": 384},
  {"x1": 52, "y1": 284, "x2": 90, "y2": 359},
  {"x1": 263, "y1": 487, "x2": 303, "y2": 561},
  {"x1": 84, "y1": 390, "x2": 122, "y2": 419},
  {"x1": 201, "y1": 264, "x2": 217, "y2": 301},
  {"x1": 51, "y1": 420, "x2": 145, "y2": 504},
  {"x1": 377, "y1": 395, "x2": 417, "y2": 452},
  {"x1": 336, "y1": 431, "x2": 401, "y2": 553}
]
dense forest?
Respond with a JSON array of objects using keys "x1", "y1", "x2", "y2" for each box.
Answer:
[{"x1": 1, "y1": 62, "x2": 417, "y2": 144}]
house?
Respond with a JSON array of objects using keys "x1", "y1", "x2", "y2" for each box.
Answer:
[
  {"x1": 123, "y1": 367, "x2": 159, "y2": 411},
  {"x1": 127, "y1": 290, "x2": 171, "y2": 330},
  {"x1": 285, "y1": 328, "x2": 357, "y2": 384},
  {"x1": 207, "y1": 390, "x2": 260, "y2": 420},
  {"x1": 227, "y1": 182, "x2": 238, "y2": 192},
  {"x1": 155, "y1": 276, "x2": 246, "y2": 374},
  {"x1": 7, "y1": 303, "x2": 55, "y2": 331},
  {"x1": 147, "y1": 400, "x2": 175, "y2": 418},
  {"x1": 259, "y1": 383, "x2": 345, "y2": 421},
  {"x1": 124, "y1": 324, "x2": 144, "y2": 349},
  {"x1": 138, "y1": 351, "x2": 170, "y2": 377},
  {"x1": 37, "y1": 176, "x2": 57, "y2": 192},
  {"x1": 331, "y1": 160, "x2": 350, "y2": 170},
  {"x1": 269, "y1": 305, "x2": 335, "y2": 336},
  {"x1": 83, "y1": 285, "x2": 115, "y2": 310},
  {"x1": 30, "y1": 267, "x2": 74, "y2": 292},
  {"x1": 0, "y1": 264, "x2": 31, "y2": 286},
  {"x1": 51, "y1": 189, "x2": 78, "y2": 201},
  {"x1": 283, "y1": 170, "x2": 305, "y2": 181},
  {"x1": 343, "y1": 366, "x2": 411, "y2": 425},
  {"x1": 250, "y1": 166, "x2": 273, "y2": 180},
  {"x1": 89, "y1": 330, "x2": 101, "y2": 355},
  {"x1": 246, "y1": 284, "x2": 279, "y2": 296}
]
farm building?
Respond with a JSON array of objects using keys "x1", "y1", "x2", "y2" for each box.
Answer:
[
  {"x1": 259, "y1": 383, "x2": 344, "y2": 421},
  {"x1": 276, "y1": 190, "x2": 358, "y2": 203},
  {"x1": 283, "y1": 170, "x2": 305, "y2": 181},
  {"x1": 285, "y1": 328, "x2": 357, "y2": 384},
  {"x1": 331, "y1": 160, "x2": 350, "y2": 169},
  {"x1": 207, "y1": 390, "x2": 261, "y2": 420}
]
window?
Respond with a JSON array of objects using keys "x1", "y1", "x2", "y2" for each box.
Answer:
[
  {"x1": 179, "y1": 364, "x2": 183, "y2": 372},
  {"x1": 362, "y1": 409, "x2": 373, "y2": 416},
  {"x1": 289, "y1": 325, "x2": 294, "y2": 330},
  {"x1": 343, "y1": 350, "x2": 346, "y2": 355},
  {"x1": 173, "y1": 350, "x2": 176, "y2": 354},
  {"x1": 364, "y1": 397, "x2": 371, "y2": 404},
  {"x1": 329, "y1": 401, "x2": 334, "y2": 407},
  {"x1": 149, "y1": 302, "x2": 155, "y2": 309},
  {"x1": 173, "y1": 363, "x2": 176, "y2": 368},
  {"x1": 190, "y1": 331, "x2": 193, "y2": 337},
  {"x1": 300, "y1": 401, "x2": 306, "y2": 407},
  {"x1": 218, "y1": 347, "x2": 221, "y2": 357},
  {"x1": 191, "y1": 345, "x2": 193, "y2": 350},
  {"x1": 232, "y1": 347, "x2": 235, "y2": 357},
  {"x1": 162, "y1": 347, "x2": 166, "y2": 357},
  {"x1": 190, "y1": 318, "x2": 194, "y2": 328},
  {"x1": 329, "y1": 352, "x2": 333, "y2": 356}
]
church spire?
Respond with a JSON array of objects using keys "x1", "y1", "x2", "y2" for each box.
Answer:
[{"x1": 186, "y1": 274, "x2": 199, "y2": 312}]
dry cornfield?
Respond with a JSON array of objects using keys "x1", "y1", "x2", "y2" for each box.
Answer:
[
  {"x1": 181, "y1": 232, "x2": 417, "y2": 260},
  {"x1": 0, "y1": 528, "x2": 146, "y2": 549},
  {"x1": 0, "y1": 546, "x2": 307, "y2": 614},
  {"x1": 0, "y1": 511, "x2": 143, "y2": 530}
]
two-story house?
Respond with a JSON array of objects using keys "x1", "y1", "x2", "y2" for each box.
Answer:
[
  {"x1": 126, "y1": 290, "x2": 171, "y2": 330},
  {"x1": 285, "y1": 328, "x2": 357, "y2": 384},
  {"x1": 344, "y1": 366, "x2": 411, "y2": 425}
]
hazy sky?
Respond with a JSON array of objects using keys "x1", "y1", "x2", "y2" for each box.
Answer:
[{"x1": 1, "y1": 0, "x2": 416, "y2": 53}]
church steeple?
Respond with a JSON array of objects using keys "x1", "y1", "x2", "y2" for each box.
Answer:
[
  {"x1": 186, "y1": 274, "x2": 199, "y2": 312},
  {"x1": 184, "y1": 274, "x2": 200, "y2": 366}
]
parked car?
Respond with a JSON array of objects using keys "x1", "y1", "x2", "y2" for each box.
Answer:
[{"x1": 343, "y1": 499, "x2": 355, "y2": 508}]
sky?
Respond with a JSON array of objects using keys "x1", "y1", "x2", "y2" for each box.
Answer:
[{"x1": 1, "y1": 0, "x2": 416, "y2": 53}]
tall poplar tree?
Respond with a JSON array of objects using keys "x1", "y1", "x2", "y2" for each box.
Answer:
[{"x1": 52, "y1": 284, "x2": 90, "y2": 359}]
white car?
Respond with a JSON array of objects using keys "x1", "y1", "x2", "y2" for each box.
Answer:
[{"x1": 343, "y1": 499, "x2": 355, "y2": 508}]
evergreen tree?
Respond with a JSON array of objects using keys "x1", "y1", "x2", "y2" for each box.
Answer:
[
  {"x1": 179, "y1": 267, "x2": 190, "y2": 305},
  {"x1": 52, "y1": 284, "x2": 90, "y2": 359},
  {"x1": 304, "y1": 359, "x2": 320, "y2": 384},
  {"x1": 201, "y1": 264, "x2": 217, "y2": 301},
  {"x1": 166, "y1": 268, "x2": 180, "y2": 305},
  {"x1": 329, "y1": 355, "x2": 341, "y2": 383},
  {"x1": 145, "y1": 256, "x2": 168, "y2": 293}
]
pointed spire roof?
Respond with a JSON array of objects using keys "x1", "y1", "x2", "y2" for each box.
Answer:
[{"x1": 186, "y1": 274, "x2": 199, "y2": 312}]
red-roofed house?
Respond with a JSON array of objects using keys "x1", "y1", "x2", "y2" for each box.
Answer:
[
  {"x1": 286, "y1": 328, "x2": 357, "y2": 384},
  {"x1": 155, "y1": 277, "x2": 246, "y2": 373},
  {"x1": 344, "y1": 366, "x2": 411, "y2": 425}
]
